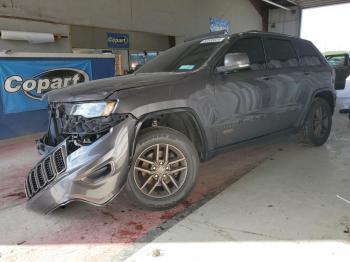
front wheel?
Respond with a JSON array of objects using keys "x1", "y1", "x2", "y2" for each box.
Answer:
[
  {"x1": 302, "y1": 97, "x2": 332, "y2": 146},
  {"x1": 126, "y1": 127, "x2": 199, "y2": 210}
]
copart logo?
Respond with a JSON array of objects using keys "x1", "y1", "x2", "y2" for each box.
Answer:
[
  {"x1": 108, "y1": 36, "x2": 129, "y2": 45},
  {"x1": 4, "y1": 68, "x2": 90, "y2": 100}
]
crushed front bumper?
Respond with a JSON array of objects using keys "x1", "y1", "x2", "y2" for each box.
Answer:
[{"x1": 25, "y1": 117, "x2": 136, "y2": 213}]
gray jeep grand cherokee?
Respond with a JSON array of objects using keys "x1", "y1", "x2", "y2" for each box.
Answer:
[{"x1": 25, "y1": 31, "x2": 336, "y2": 213}]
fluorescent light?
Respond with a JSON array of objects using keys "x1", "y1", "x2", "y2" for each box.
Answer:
[{"x1": 262, "y1": 0, "x2": 292, "y2": 11}]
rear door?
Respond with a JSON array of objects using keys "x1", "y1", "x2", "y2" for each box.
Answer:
[
  {"x1": 262, "y1": 37, "x2": 304, "y2": 131},
  {"x1": 293, "y1": 39, "x2": 329, "y2": 117}
]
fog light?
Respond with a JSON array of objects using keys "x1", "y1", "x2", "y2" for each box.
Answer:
[{"x1": 88, "y1": 163, "x2": 113, "y2": 181}]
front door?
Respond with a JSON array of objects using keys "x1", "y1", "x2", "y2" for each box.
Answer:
[{"x1": 212, "y1": 37, "x2": 275, "y2": 147}]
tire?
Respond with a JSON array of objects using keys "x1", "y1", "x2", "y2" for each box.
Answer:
[
  {"x1": 302, "y1": 97, "x2": 332, "y2": 146},
  {"x1": 126, "y1": 127, "x2": 199, "y2": 210}
]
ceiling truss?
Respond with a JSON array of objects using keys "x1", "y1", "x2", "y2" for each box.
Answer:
[{"x1": 262, "y1": 0, "x2": 350, "y2": 10}]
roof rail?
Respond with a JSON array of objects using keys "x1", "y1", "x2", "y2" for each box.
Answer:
[
  {"x1": 184, "y1": 30, "x2": 229, "y2": 42},
  {"x1": 242, "y1": 30, "x2": 295, "y2": 38}
]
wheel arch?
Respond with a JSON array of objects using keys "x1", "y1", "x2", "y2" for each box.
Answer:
[
  {"x1": 299, "y1": 88, "x2": 336, "y2": 127},
  {"x1": 314, "y1": 90, "x2": 335, "y2": 114},
  {"x1": 301, "y1": 89, "x2": 334, "y2": 146},
  {"x1": 131, "y1": 108, "x2": 208, "y2": 161}
]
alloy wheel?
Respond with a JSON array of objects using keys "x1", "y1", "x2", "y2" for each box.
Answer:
[{"x1": 133, "y1": 143, "x2": 188, "y2": 198}]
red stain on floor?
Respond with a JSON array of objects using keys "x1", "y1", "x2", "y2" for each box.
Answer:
[
  {"x1": 135, "y1": 224, "x2": 143, "y2": 230},
  {"x1": 3, "y1": 192, "x2": 26, "y2": 199},
  {"x1": 116, "y1": 220, "x2": 149, "y2": 243},
  {"x1": 160, "y1": 210, "x2": 180, "y2": 220},
  {"x1": 182, "y1": 200, "x2": 192, "y2": 208},
  {"x1": 118, "y1": 229, "x2": 133, "y2": 236},
  {"x1": 0, "y1": 134, "x2": 283, "y2": 248},
  {"x1": 0, "y1": 137, "x2": 41, "y2": 210},
  {"x1": 127, "y1": 221, "x2": 144, "y2": 230}
]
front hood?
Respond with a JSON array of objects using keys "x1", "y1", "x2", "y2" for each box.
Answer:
[{"x1": 47, "y1": 72, "x2": 187, "y2": 102}]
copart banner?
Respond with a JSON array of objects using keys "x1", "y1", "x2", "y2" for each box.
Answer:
[{"x1": 0, "y1": 59, "x2": 92, "y2": 114}]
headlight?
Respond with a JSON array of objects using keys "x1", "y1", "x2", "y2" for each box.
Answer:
[{"x1": 70, "y1": 101, "x2": 118, "y2": 118}]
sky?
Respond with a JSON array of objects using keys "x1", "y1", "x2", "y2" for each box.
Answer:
[{"x1": 301, "y1": 3, "x2": 350, "y2": 52}]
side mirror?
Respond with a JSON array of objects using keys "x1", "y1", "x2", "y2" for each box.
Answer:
[{"x1": 217, "y1": 52, "x2": 250, "y2": 73}]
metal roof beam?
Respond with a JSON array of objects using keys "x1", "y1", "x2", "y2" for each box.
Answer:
[
  {"x1": 285, "y1": 0, "x2": 298, "y2": 5},
  {"x1": 298, "y1": 0, "x2": 350, "y2": 9}
]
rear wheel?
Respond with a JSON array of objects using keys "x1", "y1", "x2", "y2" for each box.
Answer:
[
  {"x1": 302, "y1": 98, "x2": 332, "y2": 146},
  {"x1": 126, "y1": 127, "x2": 199, "y2": 210}
]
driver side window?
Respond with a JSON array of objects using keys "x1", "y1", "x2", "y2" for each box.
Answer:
[{"x1": 219, "y1": 37, "x2": 267, "y2": 71}]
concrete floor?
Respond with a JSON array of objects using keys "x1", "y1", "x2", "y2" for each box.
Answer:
[
  {"x1": 0, "y1": 90, "x2": 350, "y2": 261},
  {"x1": 126, "y1": 91, "x2": 350, "y2": 261}
]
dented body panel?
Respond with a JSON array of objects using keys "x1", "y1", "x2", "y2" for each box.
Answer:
[{"x1": 27, "y1": 118, "x2": 136, "y2": 213}]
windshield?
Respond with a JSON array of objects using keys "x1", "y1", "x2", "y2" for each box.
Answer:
[{"x1": 136, "y1": 38, "x2": 226, "y2": 73}]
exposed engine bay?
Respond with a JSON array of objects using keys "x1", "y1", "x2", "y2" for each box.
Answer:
[{"x1": 38, "y1": 102, "x2": 129, "y2": 155}]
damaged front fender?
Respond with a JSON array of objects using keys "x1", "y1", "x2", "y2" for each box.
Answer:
[{"x1": 26, "y1": 117, "x2": 137, "y2": 213}]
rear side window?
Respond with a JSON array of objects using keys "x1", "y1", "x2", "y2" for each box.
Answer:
[
  {"x1": 294, "y1": 40, "x2": 322, "y2": 67},
  {"x1": 263, "y1": 38, "x2": 298, "y2": 69},
  {"x1": 227, "y1": 37, "x2": 266, "y2": 71}
]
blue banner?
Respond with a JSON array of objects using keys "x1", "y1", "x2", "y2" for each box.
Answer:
[
  {"x1": 107, "y1": 33, "x2": 129, "y2": 49},
  {"x1": 209, "y1": 17, "x2": 231, "y2": 33},
  {"x1": 0, "y1": 59, "x2": 92, "y2": 114}
]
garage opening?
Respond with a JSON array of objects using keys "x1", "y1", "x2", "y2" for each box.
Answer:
[
  {"x1": 301, "y1": 2, "x2": 350, "y2": 105},
  {"x1": 301, "y1": 2, "x2": 350, "y2": 52}
]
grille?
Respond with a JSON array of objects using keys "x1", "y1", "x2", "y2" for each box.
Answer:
[
  {"x1": 36, "y1": 164, "x2": 46, "y2": 187},
  {"x1": 25, "y1": 176, "x2": 33, "y2": 197},
  {"x1": 44, "y1": 157, "x2": 55, "y2": 181},
  {"x1": 53, "y1": 148, "x2": 65, "y2": 174},
  {"x1": 31, "y1": 170, "x2": 38, "y2": 192},
  {"x1": 25, "y1": 145, "x2": 66, "y2": 199}
]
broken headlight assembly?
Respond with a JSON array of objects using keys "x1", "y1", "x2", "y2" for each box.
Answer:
[
  {"x1": 58, "y1": 100, "x2": 127, "y2": 135},
  {"x1": 42, "y1": 100, "x2": 129, "y2": 152},
  {"x1": 70, "y1": 101, "x2": 118, "y2": 118}
]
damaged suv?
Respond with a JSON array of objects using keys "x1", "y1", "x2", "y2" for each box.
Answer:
[{"x1": 25, "y1": 31, "x2": 336, "y2": 213}]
